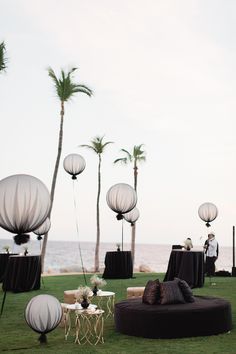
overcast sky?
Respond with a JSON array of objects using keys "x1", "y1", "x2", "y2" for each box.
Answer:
[{"x1": 1, "y1": 0, "x2": 236, "y2": 247}]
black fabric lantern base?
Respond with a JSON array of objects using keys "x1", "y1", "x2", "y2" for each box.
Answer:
[
  {"x1": 38, "y1": 333, "x2": 47, "y2": 344},
  {"x1": 14, "y1": 234, "x2": 30, "y2": 245},
  {"x1": 116, "y1": 214, "x2": 124, "y2": 220}
]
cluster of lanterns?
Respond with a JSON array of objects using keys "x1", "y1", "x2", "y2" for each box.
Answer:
[
  {"x1": 0, "y1": 154, "x2": 86, "y2": 246},
  {"x1": 63, "y1": 154, "x2": 141, "y2": 249},
  {"x1": 0, "y1": 174, "x2": 51, "y2": 245},
  {"x1": 0, "y1": 157, "x2": 217, "y2": 249}
]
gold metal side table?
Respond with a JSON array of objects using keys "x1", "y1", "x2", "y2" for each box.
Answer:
[
  {"x1": 92, "y1": 290, "x2": 115, "y2": 318},
  {"x1": 62, "y1": 303, "x2": 98, "y2": 341},
  {"x1": 75, "y1": 308, "x2": 104, "y2": 345}
]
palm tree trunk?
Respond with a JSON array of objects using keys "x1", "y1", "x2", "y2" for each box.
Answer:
[
  {"x1": 131, "y1": 161, "x2": 138, "y2": 265},
  {"x1": 41, "y1": 101, "x2": 65, "y2": 272},
  {"x1": 131, "y1": 223, "x2": 136, "y2": 266},
  {"x1": 94, "y1": 154, "x2": 101, "y2": 272}
]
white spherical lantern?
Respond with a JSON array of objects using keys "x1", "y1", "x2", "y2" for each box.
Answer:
[
  {"x1": 124, "y1": 207, "x2": 140, "y2": 226},
  {"x1": 63, "y1": 154, "x2": 86, "y2": 180},
  {"x1": 106, "y1": 183, "x2": 137, "y2": 220},
  {"x1": 33, "y1": 218, "x2": 51, "y2": 240},
  {"x1": 198, "y1": 202, "x2": 218, "y2": 227},
  {"x1": 0, "y1": 174, "x2": 51, "y2": 245},
  {"x1": 25, "y1": 294, "x2": 62, "y2": 344}
]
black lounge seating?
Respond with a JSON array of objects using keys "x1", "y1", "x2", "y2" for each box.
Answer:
[{"x1": 115, "y1": 296, "x2": 232, "y2": 339}]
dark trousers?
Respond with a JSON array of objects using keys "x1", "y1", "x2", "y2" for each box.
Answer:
[{"x1": 205, "y1": 256, "x2": 217, "y2": 276}]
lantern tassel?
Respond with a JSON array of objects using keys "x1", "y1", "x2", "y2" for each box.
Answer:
[
  {"x1": 14, "y1": 234, "x2": 30, "y2": 245},
  {"x1": 38, "y1": 333, "x2": 47, "y2": 344},
  {"x1": 116, "y1": 214, "x2": 124, "y2": 220}
]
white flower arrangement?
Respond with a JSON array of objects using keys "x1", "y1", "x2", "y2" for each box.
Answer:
[
  {"x1": 116, "y1": 243, "x2": 121, "y2": 251},
  {"x1": 3, "y1": 245, "x2": 10, "y2": 253},
  {"x1": 183, "y1": 238, "x2": 193, "y2": 250},
  {"x1": 75, "y1": 286, "x2": 93, "y2": 301},
  {"x1": 90, "y1": 275, "x2": 107, "y2": 288},
  {"x1": 23, "y1": 246, "x2": 29, "y2": 255}
]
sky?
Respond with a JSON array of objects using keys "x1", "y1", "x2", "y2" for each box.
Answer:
[{"x1": 1, "y1": 0, "x2": 236, "y2": 248}]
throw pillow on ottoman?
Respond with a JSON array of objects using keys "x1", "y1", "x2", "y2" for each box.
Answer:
[
  {"x1": 142, "y1": 279, "x2": 160, "y2": 305},
  {"x1": 175, "y1": 277, "x2": 195, "y2": 303},
  {"x1": 160, "y1": 279, "x2": 185, "y2": 305}
]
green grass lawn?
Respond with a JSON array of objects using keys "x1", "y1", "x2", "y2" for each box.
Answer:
[{"x1": 0, "y1": 273, "x2": 235, "y2": 354}]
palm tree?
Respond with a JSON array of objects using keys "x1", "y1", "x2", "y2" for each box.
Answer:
[
  {"x1": 114, "y1": 144, "x2": 146, "y2": 265},
  {"x1": 80, "y1": 136, "x2": 113, "y2": 272},
  {"x1": 0, "y1": 41, "x2": 7, "y2": 73},
  {"x1": 41, "y1": 67, "x2": 92, "y2": 271}
]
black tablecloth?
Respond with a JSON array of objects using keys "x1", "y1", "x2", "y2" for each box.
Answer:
[
  {"x1": 2, "y1": 255, "x2": 41, "y2": 292},
  {"x1": 164, "y1": 250, "x2": 204, "y2": 288},
  {"x1": 0, "y1": 253, "x2": 18, "y2": 283},
  {"x1": 103, "y1": 251, "x2": 133, "y2": 279}
]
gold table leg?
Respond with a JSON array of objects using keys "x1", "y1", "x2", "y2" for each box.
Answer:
[
  {"x1": 96, "y1": 295, "x2": 115, "y2": 318},
  {"x1": 64, "y1": 309, "x2": 71, "y2": 340},
  {"x1": 75, "y1": 311, "x2": 104, "y2": 345}
]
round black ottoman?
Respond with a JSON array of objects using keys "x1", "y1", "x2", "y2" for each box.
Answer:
[{"x1": 114, "y1": 296, "x2": 232, "y2": 338}]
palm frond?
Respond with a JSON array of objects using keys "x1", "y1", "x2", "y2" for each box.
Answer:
[
  {"x1": 48, "y1": 67, "x2": 92, "y2": 101},
  {"x1": 137, "y1": 156, "x2": 146, "y2": 162},
  {"x1": 120, "y1": 149, "x2": 132, "y2": 162},
  {"x1": 114, "y1": 157, "x2": 128, "y2": 164},
  {"x1": 102, "y1": 141, "x2": 113, "y2": 148},
  {"x1": 48, "y1": 67, "x2": 59, "y2": 85},
  {"x1": 79, "y1": 144, "x2": 97, "y2": 153},
  {"x1": 80, "y1": 136, "x2": 113, "y2": 154},
  {"x1": 133, "y1": 144, "x2": 146, "y2": 158}
]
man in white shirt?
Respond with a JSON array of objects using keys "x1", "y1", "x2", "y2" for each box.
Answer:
[{"x1": 204, "y1": 232, "x2": 219, "y2": 277}]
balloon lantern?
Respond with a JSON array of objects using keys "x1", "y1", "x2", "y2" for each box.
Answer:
[
  {"x1": 63, "y1": 154, "x2": 86, "y2": 180},
  {"x1": 124, "y1": 207, "x2": 140, "y2": 226},
  {"x1": 33, "y1": 218, "x2": 51, "y2": 241},
  {"x1": 25, "y1": 294, "x2": 62, "y2": 344},
  {"x1": 0, "y1": 174, "x2": 51, "y2": 245},
  {"x1": 106, "y1": 183, "x2": 137, "y2": 220},
  {"x1": 198, "y1": 202, "x2": 218, "y2": 227}
]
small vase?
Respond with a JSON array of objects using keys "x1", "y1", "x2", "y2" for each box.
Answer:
[
  {"x1": 186, "y1": 246, "x2": 191, "y2": 251},
  {"x1": 24, "y1": 250, "x2": 28, "y2": 256},
  {"x1": 81, "y1": 298, "x2": 89, "y2": 309},
  {"x1": 93, "y1": 285, "x2": 98, "y2": 296},
  {"x1": 117, "y1": 247, "x2": 120, "y2": 252}
]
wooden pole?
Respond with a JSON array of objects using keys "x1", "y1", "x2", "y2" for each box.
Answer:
[
  {"x1": 233, "y1": 226, "x2": 235, "y2": 268},
  {"x1": 232, "y1": 226, "x2": 236, "y2": 276}
]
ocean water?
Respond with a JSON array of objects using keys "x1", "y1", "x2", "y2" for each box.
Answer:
[{"x1": 0, "y1": 238, "x2": 233, "y2": 273}]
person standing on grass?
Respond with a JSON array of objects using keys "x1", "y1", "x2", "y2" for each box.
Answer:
[{"x1": 204, "y1": 232, "x2": 219, "y2": 278}]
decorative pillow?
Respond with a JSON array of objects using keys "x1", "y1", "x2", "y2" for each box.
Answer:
[
  {"x1": 175, "y1": 277, "x2": 195, "y2": 303},
  {"x1": 142, "y1": 279, "x2": 160, "y2": 305},
  {"x1": 160, "y1": 280, "x2": 185, "y2": 305}
]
